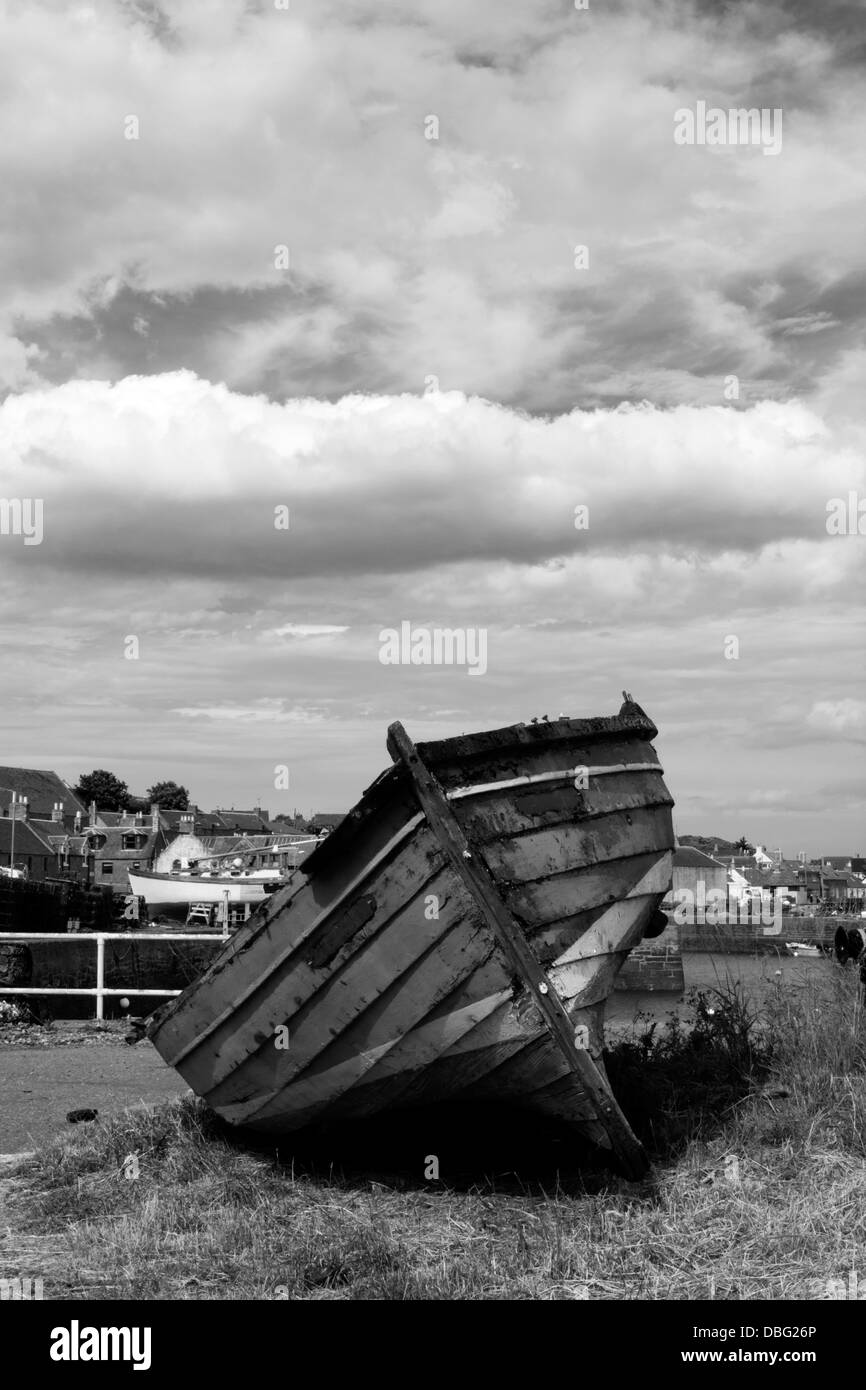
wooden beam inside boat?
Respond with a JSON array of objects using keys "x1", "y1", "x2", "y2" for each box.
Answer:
[{"x1": 386, "y1": 720, "x2": 650, "y2": 1180}]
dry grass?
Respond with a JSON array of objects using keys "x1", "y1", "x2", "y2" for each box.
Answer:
[{"x1": 2, "y1": 965, "x2": 864, "y2": 1300}]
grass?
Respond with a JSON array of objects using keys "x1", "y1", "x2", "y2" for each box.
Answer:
[{"x1": 2, "y1": 964, "x2": 865, "y2": 1300}]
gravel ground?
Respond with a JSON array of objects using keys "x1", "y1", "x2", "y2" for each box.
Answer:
[
  {"x1": 0, "y1": 953, "x2": 831, "y2": 1155},
  {"x1": 0, "y1": 1021, "x2": 128, "y2": 1048},
  {"x1": 0, "y1": 1032, "x2": 189, "y2": 1151}
]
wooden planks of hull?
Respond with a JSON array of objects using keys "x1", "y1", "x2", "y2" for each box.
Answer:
[
  {"x1": 455, "y1": 776, "x2": 672, "y2": 843},
  {"x1": 147, "y1": 699, "x2": 676, "y2": 1173},
  {"x1": 190, "y1": 856, "x2": 480, "y2": 1102},
  {"x1": 503, "y1": 849, "x2": 671, "y2": 935},
  {"x1": 479, "y1": 803, "x2": 672, "y2": 886}
]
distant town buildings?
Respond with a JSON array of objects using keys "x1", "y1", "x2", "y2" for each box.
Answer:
[
  {"x1": 1, "y1": 760, "x2": 860, "y2": 921},
  {"x1": 666, "y1": 841, "x2": 866, "y2": 921},
  {"x1": 0, "y1": 765, "x2": 345, "y2": 894}
]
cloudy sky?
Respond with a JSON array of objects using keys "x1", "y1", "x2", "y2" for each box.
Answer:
[{"x1": 0, "y1": 0, "x2": 864, "y2": 851}]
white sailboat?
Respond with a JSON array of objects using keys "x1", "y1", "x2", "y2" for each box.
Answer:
[{"x1": 129, "y1": 837, "x2": 323, "y2": 920}]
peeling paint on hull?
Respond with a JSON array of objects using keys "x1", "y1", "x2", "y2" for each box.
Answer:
[{"x1": 147, "y1": 699, "x2": 675, "y2": 1175}]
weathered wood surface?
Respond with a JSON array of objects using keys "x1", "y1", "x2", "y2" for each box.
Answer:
[{"x1": 147, "y1": 701, "x2": 675, "y2": 1174}]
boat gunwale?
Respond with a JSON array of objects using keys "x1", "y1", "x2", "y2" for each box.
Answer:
[
  {"x1": 303, "y1": 709, "x2": 661, "y2": 876},
  {"x1": 414, "y1": 710, "x2": 659, "y2": 765}
]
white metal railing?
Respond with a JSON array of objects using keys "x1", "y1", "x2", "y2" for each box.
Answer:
[{"x1": 0, "y1": 932, "x2": 227, "y2": 1021}]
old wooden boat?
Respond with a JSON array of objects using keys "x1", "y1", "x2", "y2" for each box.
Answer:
[{"x1": 147, "y1": 695, "x2": 675, "y2": 1176}]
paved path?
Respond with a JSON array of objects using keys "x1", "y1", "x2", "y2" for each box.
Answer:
[
  {"x1": 0, "y1": 1045, "x2": 188, "y2": 1152},
  {"x1": 0, "y1": 953, "x2": 833, "y2": 1154}
]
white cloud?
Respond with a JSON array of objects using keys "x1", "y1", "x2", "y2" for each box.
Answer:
[
  {"x1": 171, "y1": 701, "x2": 328, "y2": 724},
  {"x1": 0, "y1": 2, "x2": 862, "y2": 404},
  {"x1": 1, "y1": 372, "x2": 863, "y2": 586},
  {"x1": 807, "y1": 700, "x2": 866, "y2": 734},
  {"x1": 0, "y1": 0, "x2": 864, "y2": 849},
  {"x1": 268, "y1": 625, "x2": 349, "y2": 638}
]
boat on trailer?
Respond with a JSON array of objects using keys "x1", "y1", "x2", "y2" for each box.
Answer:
[
  {"x1": 128, "y1": 866, "x2": 284, "y2": 919},
  {"x1": 128, "y1": 838, "x2": 322, "y2": 920},
  {"x1": 147, "y1": 695, "x2": 675, "y2": 1176}
]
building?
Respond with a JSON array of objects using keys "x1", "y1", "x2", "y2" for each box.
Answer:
[
  {"x1": 0, "y1": 767, "x2": 86, "y2": 828},
  {"x1": 816, "y1": 855, "x2": 862, "y2": 872},
  {"x1": 82, "y1": 805, "x2": 165, "y2": 894},
  {"x1": 0, "y1": 816, "x2": 61, "y2": 881},
  {"x1": 818, "y1": 867, "x2": 864, "y2": 911},
  {"x1": 0, "y1": 791, "x2": 91, "y2": 882},
  {"x1": 212, "y1": 808, "x2": 273, "y2": 834},
  {"x1": 309, "y1": 812, "x2": 345, "y2": 836},
  {"x1": 661, "y1": 846, "x2": 727, "y2": 915}
]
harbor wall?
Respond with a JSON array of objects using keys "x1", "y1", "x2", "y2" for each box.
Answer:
[
  {"x1": 0, "y1": 877, "x2": 116, "y2": 933},
  {"x1": 616, "y1": 913, "x2": 684, "y2": 992},
  {"x1": 678, "y1": 916, "x2": 856, "y2": 953},
  {"x1": 0, "y1": 934, "x2": 224, "y2": 1019}
]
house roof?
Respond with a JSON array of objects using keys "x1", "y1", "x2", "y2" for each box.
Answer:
[
  {"x1": 673, "y1": 847, "x2": 725, "y2": 869},
  {"x1": 736, "y1": 867, "x2": 799, "y2": 890},
  {"x1": 157, "y1": 808, "x2": 228, "y2": 835},
  {"x1": 0, "y1": 817, "x2": 58, "y2": 857},
  {"x1": 157, "y1": 808, "x2": 196, "y2": 826},
  {"x1": 29, "y1": 818, "x2": 76, "y2": 845},
  {"x1": 82, "y1": 826, "x2": 160, "y2": 860},
  {"x1": 212, "y1": 809, "x2": 272, "y2": 833},
  {"x1": 0, "y1": 768, "x2": 87, "y2": 819}
]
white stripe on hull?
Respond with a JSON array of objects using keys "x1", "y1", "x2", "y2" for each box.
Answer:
[{"x1": 447, "y1": 762, "x2": 663, "y2": 799}]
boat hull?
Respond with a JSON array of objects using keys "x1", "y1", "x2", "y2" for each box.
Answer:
[
  {"x1": 148, "y1": 701, "x2": 675, "y2": 1173},
  {"x1": 128, "y1": 870, "x2": 281, "y2": 920}
]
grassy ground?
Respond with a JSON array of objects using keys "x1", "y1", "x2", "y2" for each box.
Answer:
[{"x1": 2, "y1": 966, "x2": 864, "y2": 1300}]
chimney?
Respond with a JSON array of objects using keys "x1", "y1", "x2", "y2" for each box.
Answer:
[
  {"x1": 89, "y1": 800, "x2": 97, "y2": 828},
  {"x1": 150, "y1": 802, "x2": 160, "y2": 833},
  {"x1": 12, "y1": 795, "x2": 29, "y2": 821},
  {"x1": 179, "y1": 811, "x2": 195, "y2": 835},
  {"x1": 52, "y1": 800, "x2": 64, "y2": 823},
  {"x1": 74, "y1": 809, "x2": 82, "y2": 834}
]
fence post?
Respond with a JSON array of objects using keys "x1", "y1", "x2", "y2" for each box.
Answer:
[{"x1": 95, "y1": 934, "x2": 105, "y2": 1021}]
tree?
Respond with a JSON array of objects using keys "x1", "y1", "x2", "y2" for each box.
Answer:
[
  {"x1": 74, "y1": 770, "x2": 131, "y2": 812},
  {"x1": 146, "y1": 780, "x2": 190, "y2": 810},
  {"x1": 735, "y1": 836, "x2": 755, "y2": 854}
]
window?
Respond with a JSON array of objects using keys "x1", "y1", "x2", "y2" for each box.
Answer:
[
  {"x1": 132, "y1": 861, "x2": 141, "y2": 870},
  {"x1": 101, "y1": 862, "x2": 113, "y2": 876},
  {"x1": 122, "y1": 833, "x2": 146, "y2": 851}
]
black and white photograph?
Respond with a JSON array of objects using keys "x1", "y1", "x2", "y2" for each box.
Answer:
[{"x1": 1, "y1": 0, "x2": 864, "y2": 1337}]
